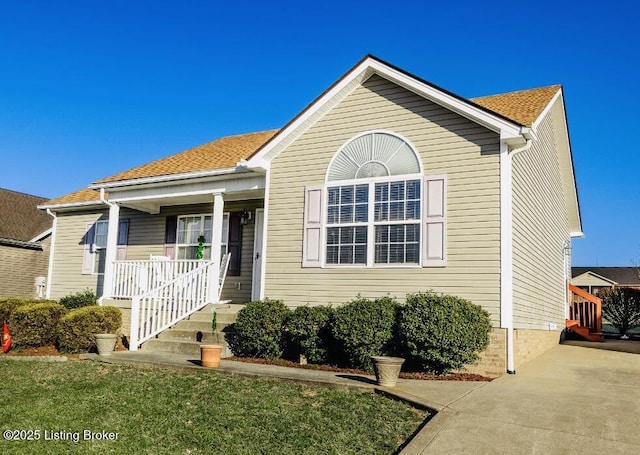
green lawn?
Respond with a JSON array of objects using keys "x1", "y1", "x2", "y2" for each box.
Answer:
[{"x1": 0, "y1": 360, "x2": 426, "y2": 454}]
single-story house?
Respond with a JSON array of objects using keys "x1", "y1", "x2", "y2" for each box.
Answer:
[
  {"x1": 0, "y1": 188, "x2": 53, "y2": 299},
  {"x1": 572, "y1": 267, "x2": 640, "y2": 295},
  {"x1": 39, "y1": 55, "x2": 583, "y2": 376}
]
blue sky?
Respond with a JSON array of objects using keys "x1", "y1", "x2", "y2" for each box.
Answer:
[{"x1": 0, "y1": 1, "x2": 638, "y2": 266}]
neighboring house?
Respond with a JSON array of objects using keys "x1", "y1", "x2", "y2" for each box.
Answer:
[
  {"x1": 572, "y1": 267, "x2": 640, "y2": 295},
  {"x1": 39, "y1": 55, "x2": 582, "y2": 376},
  {"x1": 0, "y1": 188, "x2": 53, "y2": 299}
]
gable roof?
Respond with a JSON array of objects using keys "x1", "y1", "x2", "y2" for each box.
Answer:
[
  {"x1": 0, "y1": 188, "x2": 52, "y2": 243},
  {"x1": 572, "y1": 267, "x2": 640, "y2": 286},
  {"x1": 42, "y1": 55, "x2": 571, "y2": 210}
]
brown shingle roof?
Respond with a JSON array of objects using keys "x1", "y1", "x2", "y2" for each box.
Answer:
[
  {"x1": 44, "y1": 83, "x2": 562, "y2": 207},
  {"x1": 471, "y1": 85, "x2": 561, "y2": 127},
  {"x1": 0, "y1": 188, "x2": 52, "y2": 241},
  {"x1": 44, "y1": 187, "x2": 102, "y2": 207},
  {"x1": 97, "y1": 129, "x2": 279, "y2": 184}
]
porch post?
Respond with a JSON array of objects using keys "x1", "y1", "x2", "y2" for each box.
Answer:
[
  {"x1": 208, "y1": 192, "x2": 224, "y2": 302},
  {"x1": 101, "y1": 202, "x2": 120, "y2": 302}
]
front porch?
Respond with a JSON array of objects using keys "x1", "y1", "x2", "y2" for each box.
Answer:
[{"x1": 92, "y1": 174, "x2": 266, "y2": 351}]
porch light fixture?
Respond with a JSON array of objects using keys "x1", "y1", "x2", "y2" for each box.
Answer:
[{"x1": 240, "y1": 209, "x2": 251, "y2": 226}]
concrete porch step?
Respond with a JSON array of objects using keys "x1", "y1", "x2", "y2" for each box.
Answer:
[{"x1": 139, "y1": 302, "x2": 241, "y2": 359}]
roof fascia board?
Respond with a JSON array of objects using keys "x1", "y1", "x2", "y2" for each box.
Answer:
[
  {"x1": 29, "y1": 228, "x2": 52, "y2": 243},
  {"x1": 91, "y1": 166, "x2": 245, "y2": 190},
  {"x1": 107, "y1": 175, "x2": 265, "y2": 204},
  {"x1": 37, "y1": 201, "x2": 105, "y2": 212},
  {"x1": 532, "y1": 88, "x2": 562, "y2": 132},
  {"x1": 549, "y1": 90, "x2": 582, "y2": 234},
  {"x1": 247, "y1": 56, "x2": 524, "y2": 168}
]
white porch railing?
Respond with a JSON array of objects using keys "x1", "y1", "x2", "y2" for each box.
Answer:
[
  {"x1": 111, "y1": 260, "x2": 204, "y2": 298},
  {"x1": 129, "y1": 261, "x2": 213, "y2": 351}
]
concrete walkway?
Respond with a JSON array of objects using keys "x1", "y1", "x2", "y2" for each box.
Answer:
[{"x1": 85, "y1": 344, "x2": 640, "y2": 454}]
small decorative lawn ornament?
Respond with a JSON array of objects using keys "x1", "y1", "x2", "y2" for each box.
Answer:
[{"x1": 2, "y1": 322, "x2": 11, "y2": 353}]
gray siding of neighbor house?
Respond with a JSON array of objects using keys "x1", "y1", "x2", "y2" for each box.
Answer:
[
  {"x1": 50, "y1": 200, "x2": 262, "y2": 302},
  {"x1": 512, "y1": 99, "x2": 569, "y2": 329},
  {"x1": 0, "y1": 236, "x2": 51, "y2": 299},
  {"x1": 264, "y1": 74, "x2": 503, "y2": 323}
]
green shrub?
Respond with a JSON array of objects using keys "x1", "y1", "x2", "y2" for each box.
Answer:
[
  {"x1": 9, "y1": 303, "x2": 67, "y2": 347},
  {"x1": 57, "y1": 306, "x2": 122, "y2": 353},
  {"x1": 599, "y1": 287, "x2": 640, "y2": 336},
  {"x1": 0, "y1": 298, "x2": 55, "y2": 324},
  {"x1": 58, "y1": 290, "x2": 98, "y2": 309},
  {"x1": 398, "y1": 291, "x2": 491, "y2": 374},
  {"x1": 330, "y1": 296, "x2": 399, "y2": 371},
  {"x1": 285, "y1": 305, "x2": 334, "y2": 364},
  {"x1": 226, "y1": 299, "x2": 291, "y2": 359}
]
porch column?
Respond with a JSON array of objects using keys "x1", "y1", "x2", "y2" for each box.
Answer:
[
  {"x1": 208, "y1": 192, "x2": 224, "y2": 302},
  {"x1": 101, "y1": 202, "x2": 120, "y2": 302}
]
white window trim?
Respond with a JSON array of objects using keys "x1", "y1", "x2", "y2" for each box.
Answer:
[
  {"x1": 324, "y1": 178, "x2": 423, "y2": 268},
  {"x1": 92, "y1": 220, "x2": 108, "y2": 275},
  {"x1": 176, "y1": 212, "x2": 230, "y2": 260}
]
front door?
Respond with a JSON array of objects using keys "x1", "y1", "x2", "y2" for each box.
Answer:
[{"x1": 252, "y1": 209, "x2": 264, "y2": 301}]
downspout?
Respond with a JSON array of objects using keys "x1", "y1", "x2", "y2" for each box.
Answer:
[
  {"x1": 44, "y1": 209, "x2": 57, "y2": 300},
  {"x1": 504, "y1": 137, "x2": 533, "y2": 374}
]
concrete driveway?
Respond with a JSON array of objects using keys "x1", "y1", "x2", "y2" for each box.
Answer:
[{"x1": 407, "y1": 344, "x2": 640, "y2": 454}]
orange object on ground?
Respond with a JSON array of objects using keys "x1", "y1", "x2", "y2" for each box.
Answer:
[{"x1": 2, "y1": 322, "x2": 12, "y2": 353}]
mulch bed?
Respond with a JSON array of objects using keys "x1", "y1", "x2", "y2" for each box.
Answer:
[{"x1": 226, "y1": 356, "x2": 492, "y2": 381}]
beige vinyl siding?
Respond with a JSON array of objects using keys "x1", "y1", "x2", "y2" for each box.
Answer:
[
  {"x1": 0, "y1": 236, "x2": 51, "y2": 299},
  {"x1": 512, "y1": 99, "x2": 569, "y2": 329},
  {"x1": 50, "y1": 200, "x2": 262, "y2": 302},
  {"x1": 49, "y1": 210, "x2": 107, "y2": 300},
  {"x1": 265, "y1": 74, "x2": 502, "y2": 323}
]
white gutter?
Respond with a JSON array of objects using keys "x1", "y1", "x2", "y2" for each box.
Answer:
[
  {"x1": 45, "y1": 209, "x2": 57, "y2": 299},
  {"x1": 502, "y1": 138, "x2": 533, "y2": 374},
  {"x1": 90, "y1": 166, "x2": 245, "y2": 190}
]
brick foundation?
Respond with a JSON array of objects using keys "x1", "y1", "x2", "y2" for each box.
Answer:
[{"x1": 462, "y1": 328, "x2": 562, "y2": 378}]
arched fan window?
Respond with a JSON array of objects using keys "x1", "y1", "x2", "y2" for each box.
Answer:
[{"x1": 327, "y1": 132, "x2": 421, "y2": 182}]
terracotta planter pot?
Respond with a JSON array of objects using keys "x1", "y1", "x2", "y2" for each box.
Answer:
[
  {"x1": 95, "y1": 334, "x2": 118, "y2": 356},
  {"x1": 371, "y1": 356, "x2": 405, "y2": 387},
  {"x1": 200, "y1": 344, "x2": 223, "y2": 368}
]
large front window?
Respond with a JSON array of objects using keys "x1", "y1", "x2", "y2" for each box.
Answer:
[
  {"x1": 325, "y1": 179, "x2": 421, "y2": 265},
  {"x1": 176, "y1": 214, "x2": 229, "y2": 260},
  {"x1": 324, "y1": 132, "x2": 423, "y2": 267}
]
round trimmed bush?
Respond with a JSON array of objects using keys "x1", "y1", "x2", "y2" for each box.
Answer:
[
  {"x1": 58, "y1": 290, "x2": 98, "y2": 309},
  {"x1": 57, "y1": 306, "x2": 122, "y2": 353},
  {"x1": 285, "y1": 305, "x2": 334, "y2": 364},
  {"x1": 226, "y1": 299, "x2": 291, "y2": 359},
  {"x1": 330, "y1": 296, "x2": 399, "y2": 371},
  {"x1": 0, "y1": 298, "x2": 55, "y2": 325},
  {"x1": 9, "y1": 302, "x2": 67, "y2": 347},
  {"x1": 398, "y1": 291, "x2": 491, "y2": 374}
]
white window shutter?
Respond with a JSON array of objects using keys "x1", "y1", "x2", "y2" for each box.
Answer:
[
  {"x1": 422, "y1": 175, "x2": 447, "y2": 267},
  {"x1": 82, "y1": 223, "x2": 95, "y2": 275},
  {"x1": 302, "y1": 185, "x2": 324, "y2": 268},
  {"x1": 116, "y1": 219, "x2": 129, "y2": 260}
]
